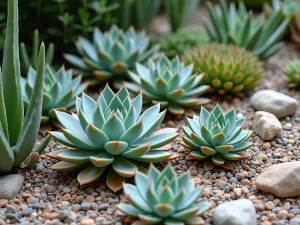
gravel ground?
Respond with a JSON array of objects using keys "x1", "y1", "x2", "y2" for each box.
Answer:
[{"x1": 1, "y1": 7, "x2": 300, "y2": 225}]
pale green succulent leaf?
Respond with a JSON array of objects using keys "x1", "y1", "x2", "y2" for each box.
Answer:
[
  {"x1": 90, "y1": 151, "x2": 114, "y2": 167},
  {"x1": 122, "y1": 145, "x2": 151, "y2": 158},
  {"x1": 118, "y1": 203, "x2": 140, "y2": 217},
  {"x1": 77, "y1": 164, "x2": 105, "y2": 186},
  {"x1": 113, "y1": 156, "x2": 137, "y2": 178},
  {"x1": 153, "y1": 203, "x2": 175, "y2": 218}
]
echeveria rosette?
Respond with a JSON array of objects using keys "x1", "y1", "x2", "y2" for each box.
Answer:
[
  {"x1": 183, "y1": 43, "x2": 265, "y2": 95},
  {"x1": 126, "y1": 55, "x2": 211, "y2": 116},
  {"x1": 118, "y1": 164, "x2": 211, "y2": 225},
  {"x1": 283, "y1": 59, "x2": 300, "y2": 87},
  {"x1": 64, "y1": 25, "x2": 159, "y2": 81},
  {"x1": 181, "y1": 105, "x2": 253, "y2": 171},
  {"x1": 21, "y1": 66, "x2": 88, "y2": 124},
  {"x1": 48, "y1": 85, "x2": 179, "y2": 192}
]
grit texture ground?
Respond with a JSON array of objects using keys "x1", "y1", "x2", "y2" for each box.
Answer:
[{"x1": 1, "y1": 7, "x2": 300, "y2": 225}]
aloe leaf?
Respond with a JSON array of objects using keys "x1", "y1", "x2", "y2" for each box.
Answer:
[
  {"x1": 2, "y1": 0, "x2": 23, "y2": 145},
  {"x1": 13, "y1": 44, "x2": 46, "y2": 167},
  {"x1": 106, "y1": 166, "x2": 124, "y2": 193},
  {"x1": 0, "y1": 69, "x2": 8, "y2": 139},
  {"x1": 0, "y1": 124, "x2": 14, "y2": 173},
  {"x1": 77, "y1": 164, "x2": 105, "y2": 185},
  {"x1": 32, "y1": 135, "x2": 52, "y2": 155}
]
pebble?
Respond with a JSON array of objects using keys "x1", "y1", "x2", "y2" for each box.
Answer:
[
  {"x1": 80, "y1": 218, "x2": 95, "y2": 225},
  {"x1": 0, "y1": 199, "x2": 8, "y2": 208},
  {"x1": 0, "y1": 174, "x2": 24, "y2": 200},
  {"x1": 22, "y1": 208, "x2": 33, "y2": 216},
  {"x1": 80, "y1": 202, "x2": 91, "y2": 211}
]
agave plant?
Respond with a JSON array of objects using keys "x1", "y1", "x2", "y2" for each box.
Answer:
[
  {"x1": 126, "y1": 55, "x2": 211, "y2": 116},
  {"x1": 20, "y1": 29, "x2": 55, "y2": 73},
  {"x1": 183, "y1": 43, "x2": 265, "y2": 95},
  {"x1": 48, "y1": 85, "x2": 179, "y2": 191},
  {"x1": 283, "y1": 59, "x2": 300, "y2": 87},
  {"x1": 164, "y1": 0, "x2": 200, "y2": 32},
  {"x1": 64, "y1": 25, "x2": 159, "y2": 81},
  {"x1": 0, "y1": 0, "x2": 51, "y2": 173},
  {"x1": 204, "y1": 0, "x2": 289, "y2": 60},
  {"x1": 291, "y1": 18, "x2": 300, "y2": 51},
  {"x1": 181, "y1": 105, "x2": 253, "y2": 171},
  {"x1": 118, "y1": 164, "x2": 211, "y2": 225},
  {"x1": 21, "y1": 66, "x2": 88, "y2": 124}
]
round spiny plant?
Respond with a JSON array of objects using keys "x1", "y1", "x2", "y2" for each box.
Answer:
[
  {"x1": 126, "y1": 55, "x2": 211, "y2": 116},
  {"x1": 64, "y1": 25, "x2": 159, "y2": 81},
  {"x1": 181, "y1": 104, "x2": 253, "y2": 171},
  {"x1": 118, "y1": 164, "x2": 211, "y2": 225},
  {"x1": 183, "y1": 43, "x2": 265, "y2": 95},
  {"x1": 283, "y1": 59, "x2": 300, "y2": 87},
  {"x1": 48, "y1": 85, "x2": 179, "y2": 192},
  {"x1": 21, "y1": 66, "x2": 88, "y2": 124}
]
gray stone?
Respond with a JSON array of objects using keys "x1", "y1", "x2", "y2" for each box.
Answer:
[
  {"x1": 253, "y1": 111, "x2": 282, "y2": 141},
  {"x1": 250, "y1": 90, "x2": 298, "y2": 119},
  {"x1": 216, "y1": 181, "x2": 227, "y2": 190},
  {"x1": 290, "y1": 217, "x2": 300, "y2": 225},
  {"x1": 22, "y1": 208, "x2": 33, "y2": 216},
  {"x1": 32, "y1": 202, "x2": 45, "y2": 210},
  {"x1": 0, "y1": 174, "x2": 24, "y2": 200},
  {"x1": 80, "y1": 202, "x2": 91, "y2": 211},
  {"x1": 212, "y1": 199, "x2": 256, "y2": 225}
]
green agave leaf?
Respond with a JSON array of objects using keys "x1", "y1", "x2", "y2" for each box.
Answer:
[
  {"x1": 230, "y1": 141, "x2": 253, "y2": 152},
  {"x1": 196, "y1": 202, "x2": 211, "y2": 215},
  {"x1": 190, "y1": 151, "x2": 209, "y2": 160},
  {"x1": 90, "y1": 151, "x2": 114, "y2": 167},
  {"x1": 118, "y1": 203, "x2": 140, "y2": 217},
  {"x1": 113, "y1": 156, "x2": 137, "y2": 178},
  {"x1": 178, "y1": 185, "x2": 204, "y2": 211},
  {"x1": 77, "y1": 164, "x2": 105, "y2": 185},
  {"x1": 102, "y1": 114, "x2": 126, "y2": 140},
  {"x1": 105, "y1": 141, "x2": 128, "y2": 155},
  {"x1": 184, "y1": 216, "x2": 204, "y2": 225},
  {"x1": 134, "y1": 171, "x2": 149, "y2": 201},
  {"x1": 139, "y1": 214, "x2": 162, "y2": 224},
  {"x1": 0, "y1": 124, "x2": 14, "y2": 173},
  {"x1": 134, "y1": 132, "x2": 178, "y2": 149},
  {"x1": 172, "y1": 206, "x2": 199, "y2": 220},
  {"x1": 222, "y1": 152, "x2": 242, "y2": 160},
  {"x1": 159, "y1": 185, "x2": 173, "y2": 204},
  {"x1": 211, "y1": 132, "x2": 226, "y2": 146},
  {"x1": 120, "y1": 121, "x2": 143, "y2": 145},
  {"x1": 135, "y1": 151, "x2": 173, "y2": 163},
  {"x1": 86, "y1": 124, "x2": 109, "y2": 148},
  {"x1": 191, "y1": 133, "x2": 209, "y2": 146},
  {"x1": 200, "y1": 146, "x2": 217, "y2": 156},
  {"x1": 106, "y1": 167, "x2": 124, "y2": 193},
  {"x1": 182, "y1": 136, "x2": 199, "y2": 150},
  {"x1": 153, "y1": 203, "x2": 175, "y2": 218},
  {"x1": 168, "y1": 104, "x2": 185, "y2": 116},
  {"x1": 57, "y1": 150, "x2": 97, "y2": 164},
  {"x1": 50, "y1": 161, "x2": 85, "y2": 171},
  {"x1": 49, "y1": 131, "x2": 77, "y2": 148},
  {"x1": 212, "y1": 154, "x2": 225, "y2": 165},
  {"x1": 61, "y1": 128, "x2": 97, "y2": 149},
  {"x1": 122, "y1": 145, "x2": 151, "y2": 158},
  {"x1": 215, "y1": 145, "x2": 233, "y2": 154},
  {"x1": 200, "y1": 126, "x2": 212, "y2": 144}
]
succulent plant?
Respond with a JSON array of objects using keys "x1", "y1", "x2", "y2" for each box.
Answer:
[
  {"x1": 21, "y1": 66, "x2": 88, "y2": 124},
  {"x1": 204, "y1": 0, "x2": 289, "y2": 60},
  {"x1": 164, "y1": 0, "x2": 200, "y2": 32},
  {"x1": 0, "y1": 0, "x2": 51, "y2": 173},
  {"x1": 118, "y1": 164, "x2": 211, "y2": 225},
  {"x1": 48, "y1": 85, "x2": 179, "y2": 191},
  {"x1": 64, "y1": 25, "x2": 159, "y2": 81},
  {"x1": 126, "y1": 55, "x2": 211, "y2": 116},
  {"x1": 158, "y1": 29, "x2": 210, "y2": 58},
  {"x1": 181, "y1": 104, "x2": 252, "y2": 171},
  {"x1": 20, "y1": 29, "x2": 55, "y2": 73},
  {"x1": 291, "y1": 18, "x2": 300, "y2": 51},
  {"x1": 264, "y1": 0, "x2": 300, "y2": 26},
  {"x1": 283, "y1": 59, "x2": 300, "y2": 87},
  {"x1": 183, "y1": 43, "x2": 265, "y2": 95}
]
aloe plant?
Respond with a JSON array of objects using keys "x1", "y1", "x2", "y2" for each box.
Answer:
[
  {"x1": 164, "y1": 0, "x2": 200, "y2": 32},
  {"x1": 204, "y1": 0, "x2": 289, "y2": 60},
  {"x1": 118, "y1": 164, "x2": 211, "y2": 225},
  {"x1": 48, "y1": 85, "x2": 179, "y2": 192},
  {"x1": 0, "y1": 0, "x2": 50, "y2": 173},
  {"x1": 126, "y1": 55, "x2": 211, "y2": 116},
  {"x1": 21, "y1": 66, "x2": 88, "y2": 124},
  {"x1": 283, "y1": 59, "x2": 300, "y2": 87},
  {"x1": 20, "y1": 29, "x2": 55, "y2": 73},
  {"x1": 181, "y1": 105, "x2": 252, "y2": 170},
  {"x1": 64, "y1": 25, "x2": 159, "y2": 81}
]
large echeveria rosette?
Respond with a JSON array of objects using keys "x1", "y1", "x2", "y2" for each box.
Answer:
[
  {"x1": 181, "y1": 105, "x2": 253, "y2": 170},
  {"x1": 126, "y1": 55, "x2": 211, "y2": 116},
  {"x1": 64, "y1": 25, "x2": 159, "y2": 81},
  {"x1": 118, "y1": 164, "x2": 211, "y2": 225},
  {"x1": 48, "y1": 85, "x2": 179, "y2": 192}
]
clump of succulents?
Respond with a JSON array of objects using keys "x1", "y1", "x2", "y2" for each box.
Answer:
[
  {"x1": 126, "y1": 55, "x2": 211, "y2": 116},
  {"x1": 204, "y1": 0, "x2": 289, "y2": 60},
  {"x1": 48, "y1": 85, "x2": 179, "y2": 192},
  {"x1": 20, "y1": 29, "x2": 55, "y2": 73},
  {"x1": 181, "y1": 105, "x2": 252, "y2": 171},
  {"x1": 183, "y1": 43, "x2": 265, "y2": 95},
  {"x1": 64, "y1": 25, "x2": 159, "y2": 81},
  {"x1": 118, "y1": 164, "x2": 211, "y2": 225},
  {"x1": 21, "y1": 66, "x2": 88, "y2": 124},
  {"x1": 0, "y1": 0, "x2": 50, "y2": 173},
  {"x1": 158, "y1": 29, "x2": 210, "y2": 58},
  {"x1": 291, "y1": 18, "x2": 300, "y2": 51},
  {"x1": 264, "y1": 0, "x2": 300, "y2": 25},
  {"x1": 283, "y1": 59, "x2": 300, "y2": 87}
]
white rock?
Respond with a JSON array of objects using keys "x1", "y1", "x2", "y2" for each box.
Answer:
[
  {"x1": 256, "y1": 161, "x2": 300, "y2": 197},
  {"x1": 253, "y1": 111, "x2": 282, "y2": 141},
  {"x1": 250, "y1": 90, "x2": 298, "y2": 119},
  {"x1": 212, "y1": 199, "x2": 257, "y2": 225},
  {"x1": 0, "y1": 174, "x2": 24, "y2": 199}
]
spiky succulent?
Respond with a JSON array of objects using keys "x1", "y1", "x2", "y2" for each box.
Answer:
[
  {"x1": 183, "y1": 43, "x2": 265, "y2": 95},
  {"x1": 126, "y1": 55, "x2": 211, "y2": 116},
  {"x1": 64, "y1": 25, "x2": 159, "y2": 81},
  {"x1": 204, "y1": 0, "x2": 289, "y2": 60},
  {"x1": 181, "y1": 105, "x2": 253, "y2": 171},
  {"x1": 21, "y1": 66, "x2": 88, "y2": 124},
  {"x1": 118, "y1": 164, "x2": 211, "y2": 225},
  {"x1": 158, "y1": 29, "x2": 210, "y2": 58},
  {"x1": 283, "y1": 59, "x2": 300, "y2": 87},
  {"x1": 48, "y1": 85, "x2": 179, "y2": 191},
  {"x1": 20, "y1": 29, "x2": 54, "y2": 73}
]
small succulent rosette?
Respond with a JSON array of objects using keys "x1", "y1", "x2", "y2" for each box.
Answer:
[
  {"x1": 283, "y1": 59, "x2": 300, "y2": 87},
  {"x1": 48, "y1": 85, "x2": 179, "y2": 192},
  {"x1": 64, "y1": 25, "x2": 159, "y2": 81},
  {"x1": 118, "y1": 164, "x2": 211, "y2": 225},
  {"x1": 126, "y1": 55, "x2": 210, "y2": 116},
  {"x1": 21, "y1": 65, "x2": 88, "y2": 124},
  {"x1": 181, "y1": 104, "x2": 253, "y2": 170}
]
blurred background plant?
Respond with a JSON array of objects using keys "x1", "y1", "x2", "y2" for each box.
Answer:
[{"x1": 291, "y1": 18, "x2": 300, "y2": 50}]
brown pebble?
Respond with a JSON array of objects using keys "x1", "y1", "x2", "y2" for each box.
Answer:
[
  {"x1": 265, "y1": 201, "x2": 275, "y2": 210},
  {"x1": 263, "y1": 142, "x2": 271, "y2": 150},
  {"x1": 80, "y1": 218, "x2": 95, "y2": 225},
  {"x1": 253, "y1": 200, "x2": 265, "y2": 212},
  {"x1": 0, "y1": 199, "x2": 8, "y2": 208},
  {"x1": 268, "y1": 213, "x2": 278, "y2": 221},
  {"x1": 22, "y1": 193, "x2": 32, "y2": 200}
]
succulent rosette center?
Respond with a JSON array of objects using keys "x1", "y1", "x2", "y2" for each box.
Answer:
[{"x1": 48, "y1": 85, "x2": 179, "y2": 192}]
